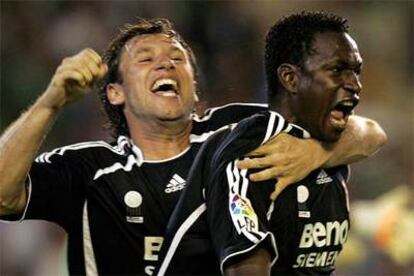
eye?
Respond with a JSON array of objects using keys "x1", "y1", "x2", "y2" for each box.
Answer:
[
  {"x1": 171, "y1": 56, "x2": 184, "y2": 62},
  {"x1": 138, "y1": 58, "x2": 152, "y2": 63},
  {"x1": 354, "y1": 67, "x2": 362, "y2": 75},
  {"x1": 331, "y1": 66, "x2": 344, "y2": 73}
]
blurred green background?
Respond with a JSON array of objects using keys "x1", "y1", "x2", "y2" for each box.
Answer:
[{"x1": 1, "y1": 1, "x2": 413, "y2": 275}]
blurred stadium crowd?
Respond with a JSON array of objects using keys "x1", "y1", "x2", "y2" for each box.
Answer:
[{"x1": 1, "y1": 1, "x2": 413, "y2": 275}]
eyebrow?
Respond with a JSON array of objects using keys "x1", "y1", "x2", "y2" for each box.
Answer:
[
  {"x1": 326, "y1": 58, "x2": 363, "y2": 69},
  {"x1": 126, "y1": 45, "x2": 185, "y2": 56}
]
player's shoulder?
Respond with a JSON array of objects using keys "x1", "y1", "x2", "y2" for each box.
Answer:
[
  {"x1": 35, "y1": 136, "x2": 131, "y2": 164},
  {"x1": 190, "y1": 102, "x2": 267, "y2": 137},
  {"x1": 192, "y1": 102, "x2": 268, "y2": 122}
]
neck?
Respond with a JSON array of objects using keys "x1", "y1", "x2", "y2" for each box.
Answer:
[
  {"x1": 269, "y1": 94, "x2": 296, "y2": 123},
  {"x1": 128, "y1": 119, "x2": 192, "y2": 161}
]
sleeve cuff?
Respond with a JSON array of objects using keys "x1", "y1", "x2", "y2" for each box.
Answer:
[
  {"x1": 0, "y1": 174, "x2": 32, "y2": 223},
  {"x1": 220, "y1": 231, "x2": 278, "y2": 274}
]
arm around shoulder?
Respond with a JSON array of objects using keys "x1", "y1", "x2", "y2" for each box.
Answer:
[{"x1": 323, "y1": 115, "x2": 387, "y2": 167}]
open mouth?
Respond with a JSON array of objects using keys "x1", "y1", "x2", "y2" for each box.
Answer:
[
  {"x1": 151, "y1": 78, "x2": 179, "y2": 97},
  {"x1": 329, "y1": 99, "x2": 358, "y2": 129}
]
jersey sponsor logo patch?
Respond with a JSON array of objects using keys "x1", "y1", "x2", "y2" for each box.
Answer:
[
  {"x1": 316, "y1": 170, "x2": 333, "y2": 185},
  {"x1": 230, "y1": 194, "x2": 259, "y2": 234},
  {"x1": 165, "y1": 174, "x2": 186, "y2": 193},
  {"x1": 124, "y1": 191, "x2": 144, "y2": 223},
  {"x1": 294, "y1": 219, "x2": 349, "y2": 268}
]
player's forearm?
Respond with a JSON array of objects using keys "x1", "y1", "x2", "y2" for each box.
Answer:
[
  {"x1": 0, "y1": 93, "x2": 62, "y2": 214},
  {"x1": 224, "y1": 248, "x2": 271, "y2": 276},
  {"x1": 322, "y1": 115, "x2": 387, "y2": 168}
]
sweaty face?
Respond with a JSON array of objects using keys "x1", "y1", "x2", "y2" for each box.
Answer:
[
  {"x1": 292, "y1": 32, "x2": 362, "y2": 142},
  {"x1": 117, "y1": 34, "x2": 196, "y2": 124}
]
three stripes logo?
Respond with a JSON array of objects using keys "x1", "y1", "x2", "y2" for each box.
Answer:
[
  {"x1": 316, "y1": 170, "x2": 333, "y2": 185},
  {"x1": 165, "y1": 174, "x2": 186, "y2": 193}
]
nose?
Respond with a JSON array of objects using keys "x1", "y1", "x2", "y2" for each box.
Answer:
[
  {"x1": 155, "y1": 57, "x2": 175, "y2": 71},
  {"x1": 343, "y1": 71, "x2": 362, "y2": 95}
]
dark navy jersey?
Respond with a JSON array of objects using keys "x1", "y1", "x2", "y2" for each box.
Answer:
[
  {"x1": 157, "y1": 111, "x2": 350, "y2": 276},
  {"x1": 0, "y1": 103, "x2": 267, "y2": 276}
]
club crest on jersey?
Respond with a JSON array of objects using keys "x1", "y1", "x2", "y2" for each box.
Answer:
[
  {"x1": 230, "y1": 194, "x2": 258, "y2": 233},
  {"x1": 124, "y1": 191, "x2": 144, "y2": 223},
  {"x1": 297, "y1": 185, "x2": 311, "y2": 218}
]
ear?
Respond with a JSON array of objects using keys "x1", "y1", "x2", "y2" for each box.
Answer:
[
  {"x1": 193, "y1": 92, "x2": 199, "y2": 103},
  {"x1": 106, "y1": 83, "x2": 125, "y2": 105},
  {"x1": 277, "y1": 64, "x2": 300, "y2": 94}
]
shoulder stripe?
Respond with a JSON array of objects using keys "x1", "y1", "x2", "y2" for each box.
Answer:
[
  {"x1": 35, "y1": 140, "x2": 128, "y2": 164},
  {"x1": 189, "y1": 125, "x2": 232, "y2": 143},
  {"x1": 192, "y1": 103, "x2": 267, "y2": 122},
  {"x1": 157, "y1": 203, "x2": 207, "y2": 276},
  {"x1": 262, "y1": 111, "x2": 286, "y2": 145},
  {"x1": 226, "y1": 160, "x2": 268, "y2": 241},
  {"x1": 93, "y1": 154, "x2": 140, "y2": 180}
]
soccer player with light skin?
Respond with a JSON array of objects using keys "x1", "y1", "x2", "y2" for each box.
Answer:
[{"x1": 0, "y1": 18, "x2": 385, "y2": 275}]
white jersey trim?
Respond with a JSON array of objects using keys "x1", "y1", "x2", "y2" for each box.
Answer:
[
  {"x1": 93, "y1": 154, "x2": 139, "y2": 180},
  {"x1": 192, "y1": 102, "x2": 268, "y2": 122},
  {"x1": 190, "y1": 125, "x2": 233, "y2": 143},
  {"x1": 157, "y1": 203, "x2": 207, "y2": 276},
  {"x1": 224, "y1": 160, "x2": 279, "y2": 273},
  {"x1": 220, "y1": 232, "x2": 278, "y2": 274},
  {"x1": 35, "y1": 137, "x2": 129, "y2": 164},
  {"x1": 83, "y1": 200, "x2": 98, "y2": 276},
  {"x1": 132, "y1": 145, "x2": 191, "y2": 164},
  {"x1": 0, "y1": 174, "x2": 32, "y2": 223}
]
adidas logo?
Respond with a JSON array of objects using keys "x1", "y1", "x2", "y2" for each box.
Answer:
[
  {"x1": 316, "y1": 170, "x2": 333, "y2": 185},
  {"x1": 165, "y1": 174, "x2": 186, "y2": 193}
]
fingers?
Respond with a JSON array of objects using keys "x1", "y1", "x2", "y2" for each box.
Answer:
[
  {"x1": 248, "y1": 167, "x2": 281, "y2": 182},
  {"x1": 237, "y1": 157, "x2": 268, "y2": 170},
  {"x1": 270, "y1": 178, "x2": 291, "y2": 201},
  {"x1": 54, "y1": 48, "x2": 107, "y2": 89}
]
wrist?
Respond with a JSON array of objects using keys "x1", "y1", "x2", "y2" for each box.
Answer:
[
  {"x1": 38, "y1": 86, "x2": 68, "y2": 111},
  {"x1": 312, "y1": 140, "x2": 332, "y2": 168}
]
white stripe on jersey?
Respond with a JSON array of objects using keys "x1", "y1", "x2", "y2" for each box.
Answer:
[
  {"x1": 83, "y1": 201, "x2": 98, "y2": 276},
  {"x1": 262, "y1": 111, "x2": 288, "y2": 145},
  {"x1": 93, "y1": 154, "x2": 139, "y2": 180},
  {"x1": 222, "y1": 161, "x2": 279, "y2": 274},
  {"x1": 35, "y1": 138, "x2": 129, "y2": 164},
  {"x1": 192, "y1": 102, "x2": 268, "y2": 122},
  {"x1": 220, "y1": 232, "x2": 278, "y2": 274},
  {"x1": 0, "y1": 174, "x2": 33, "y2": 224},
  {"x1": 226, "y1": 161, "x2": 266, "y2": 242},
  {"x1": 157, "y1": 203, "x2": 207, "y2": 276},
  {"x1": 189, "y1": 125, "x2": 232, "y2": 143},
  {"x1": 263, "y1": 112, "x2": 277, "y2": 144}
]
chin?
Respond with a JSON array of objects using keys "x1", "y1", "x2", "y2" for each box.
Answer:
[{"x1": 322, "y1": 129, "x2": 344, "y2": 143}]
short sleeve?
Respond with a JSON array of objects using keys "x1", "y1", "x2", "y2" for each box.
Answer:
[
  {"x1": 0, "y1": 150, "x2": 90, "y2": 230},
  {"x1": 205, "y1": 159, "x2": 278, "y2": 274}
]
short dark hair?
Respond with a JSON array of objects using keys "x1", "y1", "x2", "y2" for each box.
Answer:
[
  {"x1": 265, "y1": 11, "x2": 349, "y2": 99},
  {"x1": 98, "y1": 18, "x2": 198, "y2": 138}
]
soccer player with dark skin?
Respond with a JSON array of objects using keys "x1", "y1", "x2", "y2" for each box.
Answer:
[
  {"x1": 0, "y1": 18, "x2": 385, "y2": 274},
  {"x1": 228, "y1": 12, "x2": 375, "y2": 275},
  {"x1": 156, "y1": 12, "x2": 386, "y2": 276}
]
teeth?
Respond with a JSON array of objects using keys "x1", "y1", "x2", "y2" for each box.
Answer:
[
  {"x1": 152, "y1": 78, "x2": 178, "y2": 91},
  {"x1": 341, "y1": 101, "x2": 353, "y2": 107},
  {"x1": 155, "y1": 91, "x2": 177, "y2": 97}
]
